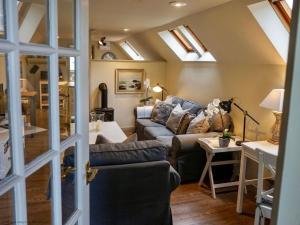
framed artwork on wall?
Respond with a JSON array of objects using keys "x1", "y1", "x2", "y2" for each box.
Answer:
[{"x1": 115, "y1": 69, "x2": 145, "y2": 94}]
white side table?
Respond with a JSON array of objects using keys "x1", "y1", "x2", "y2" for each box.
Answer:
[
  {"x1": 198, "y1": 137, "x2": 242, "y2": 199},
  {"x1": 236, "y1": 141, "x2": 278, "y2": 213}
]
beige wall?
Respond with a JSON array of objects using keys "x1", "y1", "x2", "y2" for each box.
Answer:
[
  {"x1": 166, "y1": 62, "x2": 286, "y2": 140},
  {"x1": 90, "y1": 60, "x2": 166, "y2": 128},
  {"x1": 122, "y1": 0, "x2": 288, "y2": 140}
]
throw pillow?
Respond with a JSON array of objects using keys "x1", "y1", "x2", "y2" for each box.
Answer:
[
  {"x1": 151, "y1": 101, "x2": 175, "y2": 125},
  {"x1": 95, "y1": 135, "x2": 112, "y2": 144},
  {"x1": 177, "y1": 113, "x2": 196, "y2": 134},
  {"x1": 209, "y1": 113, "x2": 233, "y2": 132},
  {"x1": 166, "y1": 104, "x2": 189, "y2": 134},
  {"x1": 186, "y1": 112, "x2": 210, "y2": 134}
]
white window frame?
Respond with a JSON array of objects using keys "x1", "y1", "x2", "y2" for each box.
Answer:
[
  {"x1": 0, "y1": 1, "x2": 90, "y2": 225},
  {"x1": 119, "y1": 40, "x2": 144, "y2": 61},
  {"x1": 158, "y1": 25, "x2": 216, "y2": 62}
]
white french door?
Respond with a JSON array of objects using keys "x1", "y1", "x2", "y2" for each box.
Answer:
[{"x1": 0, "y1": 0, "x2": 90, "y2": 225}]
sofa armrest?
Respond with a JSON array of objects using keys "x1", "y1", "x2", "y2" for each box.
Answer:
[
  {"x1": 172, "y1": 132, "x2": 220, "y2": 155},
  {"x1": 135, "y1": 106, "x2": 154, "y2": 119},
  {"x1": 169, "y1": 166, "x2": 181, "y2": 192}
]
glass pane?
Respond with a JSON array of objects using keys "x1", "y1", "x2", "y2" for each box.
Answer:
[
  {"x1": 20, "y1": 55, "x2": 50, "y2": 164},
  {"x1": 0, "y1": 0, "x2": 5, "y2": 39},
  {"x1": 26, "y1": 163, "x2": 52, "y2": 225},
  {"x1": 58, "y1": 0, "x2": 75, "y2": 48},
  {"x1": 0, "y1": 54, "x2": 12, "y2": 183},
  {"x1": 61, "y1": 148, "x2": 76, "y2": 224},
  {"x1": 59, "y1": 56, "x2": 76, "y2": 141},
  {"x1": 0, "y1": 189, "x2": 15, "y2": 225},
  {"x1": 18, "y1": 0, "x2": 48, "y2": 45}
]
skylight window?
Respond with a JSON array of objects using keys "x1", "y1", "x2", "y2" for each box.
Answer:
[
  {"x1": 120, "y1": 41, "x2": 144, "y2": 61},
  {"x1": 269, "y1": 0, "x2": 293, "y2": 26},
  {"x1": 159, "y1": 25, "x2": 215, "y2": 62}
]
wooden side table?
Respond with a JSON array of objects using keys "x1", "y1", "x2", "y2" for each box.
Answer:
[{"x1": 198, "y1": 137, "x2": 242, "y2": 199}]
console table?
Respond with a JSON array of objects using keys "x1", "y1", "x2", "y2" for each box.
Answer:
[
  {"x1": 236, "y1": 141, "x2": 278, "y2": 213},
  {"x1": 198, "y1": 137, "x2": 242, "y2": 199}
]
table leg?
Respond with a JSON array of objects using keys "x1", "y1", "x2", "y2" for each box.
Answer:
[
  {"x1": 199, "y1": 152, "x2": 214, "y2": 186},
  {"x1": 237, "y1": 150, "x2": 247, "y2": 213},
  {"x1": 208, "y1": 160, "x2": 216, "y2": 199}
]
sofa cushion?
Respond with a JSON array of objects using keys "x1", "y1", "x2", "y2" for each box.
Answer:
[
  {"x1": 64, "y1": 141, "x2": 167, "y2": 167},
  {"x1": 136, "y1": 119, "x2": 165, "y2": 128},
  {"x1": 136, "y1": 119, "x2": 164, "y2": 141},
  {"x1": 177, "y1": 113, "x2": 195, "y2": 135},
  {"x1": 209, "y1": 113, "x2": 233, "y2": 132},
  {"x1": 182, "y1": 100, "x2": 205, "y2": 115},
  {"x1": 186, "y1": 112, "x2": 210, "y2": 134},
  {"x1": 144, "y1": 127, "x2": 175, "y2": 140},
  {"x1": 151, "y1": 102, "x2": 175, "y2": 125},
  {"x1": 166, "y1": 104, "x2": 189, "y2": 134},
  {"x1": 170, "y1": 96, "x2": 184, "y2": 106}
]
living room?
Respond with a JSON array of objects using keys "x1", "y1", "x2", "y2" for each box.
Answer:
[{"x1": 0, "y1": 0, "x2": 299, "y2": 225}]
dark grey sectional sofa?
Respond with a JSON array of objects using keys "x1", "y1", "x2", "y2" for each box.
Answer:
[{"x1": 136, "y1": 96, "x2": 234, "y2": 183}]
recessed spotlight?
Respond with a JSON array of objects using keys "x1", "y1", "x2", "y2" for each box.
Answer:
[
  {"x1": 123, "y1": 28, "x2": 130, "y2": 32},
  {"x1": 169, "y1": 1, "x2": 187, "y2": 8}
]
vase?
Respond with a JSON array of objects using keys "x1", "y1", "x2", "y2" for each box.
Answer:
[{"x1": 219, "y1": 137, "x2": 230, "y2": 148}]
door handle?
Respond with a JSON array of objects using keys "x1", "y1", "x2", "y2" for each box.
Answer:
[{"x1": 86, "y1": 161, "x2": 99, "y2": 184}]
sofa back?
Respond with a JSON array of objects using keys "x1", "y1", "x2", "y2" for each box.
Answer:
[
  {"x1": 62, "y1": 141, "x2": 176, "y2": 225},
  {"x1": 170, "y1": 96, "x2": 206, "y2": 115}
]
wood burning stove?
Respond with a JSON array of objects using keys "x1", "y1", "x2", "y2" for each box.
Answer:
[{"x1": 95, "y1": 83, "x2": 114, "y2": 121}]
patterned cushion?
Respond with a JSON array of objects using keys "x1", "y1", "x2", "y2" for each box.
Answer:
[
  {"x1": 177, "y1": 113, "x2": 195, "y2": 134},
  {"x1": 209, "y1": 113, "x2": 233, "y2": 132},
  {"x1": 166, "y1": 104, "x2": 189, "y2": 134},
  {"x1": 186, "y1": 112, "x2": 210, "y2": 134},
  {"x1": 151, "y1": 102, "x2": 175, "y2": 125}
]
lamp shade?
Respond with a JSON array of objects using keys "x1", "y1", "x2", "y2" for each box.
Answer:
[
  {"x1": 153, "y1": 84, "x2": 163, "y2": 93},
  {"x1": 260, "y1": 89, "x2": 285, "y2": 112}
]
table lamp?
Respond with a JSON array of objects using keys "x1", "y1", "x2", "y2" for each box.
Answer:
[
  {"x1": 260, "y1": 89, "x2": 285, "y2": 145},
  {"x1": 153, "y1": 83, "x2": 168, "y2": 100}
]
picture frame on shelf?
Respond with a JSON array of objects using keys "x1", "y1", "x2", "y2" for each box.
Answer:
[{"x1": 115, "y1": 69, "x2": 145, "y2": 94}]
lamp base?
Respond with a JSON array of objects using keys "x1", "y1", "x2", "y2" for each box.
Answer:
[{"x1": 267, "y1": 111, "x2": 282, "y2": 145}]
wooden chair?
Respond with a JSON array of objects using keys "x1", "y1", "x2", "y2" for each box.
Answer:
[{"x1": 254, "y1": 149, "x2": 277, "y2": 225}]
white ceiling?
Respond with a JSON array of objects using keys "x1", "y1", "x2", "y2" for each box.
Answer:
[{"x1": 90, "y1": 0, "x2": 232, "y2": 41}]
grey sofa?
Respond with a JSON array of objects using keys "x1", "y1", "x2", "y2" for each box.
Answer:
[
  {"x1": 62, "y1": 140, "x2": 181, "y2": 225},
  {"x1": 136, "y1": 97, "x2": 234, "y2": 183}
]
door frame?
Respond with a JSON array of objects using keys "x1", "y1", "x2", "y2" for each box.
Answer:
[
  {"x1": 0, "y1": 1, "x2": 90, "y2": 225},
  {"x1": 272, "y1": 0, "x2": 300, "y2": 224}
]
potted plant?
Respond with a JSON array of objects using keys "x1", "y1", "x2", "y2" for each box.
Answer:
[{"x1": 219, "y1": 129, "x2": 232, "y2": 148}]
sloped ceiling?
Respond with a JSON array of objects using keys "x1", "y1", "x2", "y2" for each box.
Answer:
[
  {"x1": 125, "y1": 0, "x2": 286, "y2": 64},
  {"x1": 90, "y1": 0, "x2": 232, "y2": 41}
]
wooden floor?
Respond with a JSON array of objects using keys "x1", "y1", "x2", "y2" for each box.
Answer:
[{"x1": 171, "y1": 183, "x2": 256, "y2": 225}]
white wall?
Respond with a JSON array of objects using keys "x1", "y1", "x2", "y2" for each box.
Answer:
[{"x1": 90, "y1": 60, "x2": 166, "y2": 128}]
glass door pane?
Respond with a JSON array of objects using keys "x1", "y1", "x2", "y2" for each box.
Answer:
[
  {"x1": 26, "y1": 163, "x2": 52, "y2": 225},
  {"x1": 0, "y1": 54, "x2": 12, "y2": 183},
  {"x1": 58, "y1": 0, "x2": 75, "y2": 48},
  {"x1": 20, "y1": 55, "x2": 50, "y2": 164},
  {"x1": 0, "y1": 0, "x2": 5, "y2": 39},
  {"x1": 0, "y1": 189, "x2": 14, "y2": 225},
  {"x1": 18, "y1": 0, "x2": 49, "y2": 45},
  {"x1": 59, "y1": 56, "x2": 76, "y2": 141}
]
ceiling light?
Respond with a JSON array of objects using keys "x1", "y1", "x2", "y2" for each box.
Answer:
[
  {"x1": 169, "y1": 1, "x2": 187, "y2": 8},
  {"x1": 123, "y1": 28, "x2": 130, "y2": 32}
]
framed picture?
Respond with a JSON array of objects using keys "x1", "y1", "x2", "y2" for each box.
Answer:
[{"x1": 115, "y1": 69, "x2": 145, "y2": 94}]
